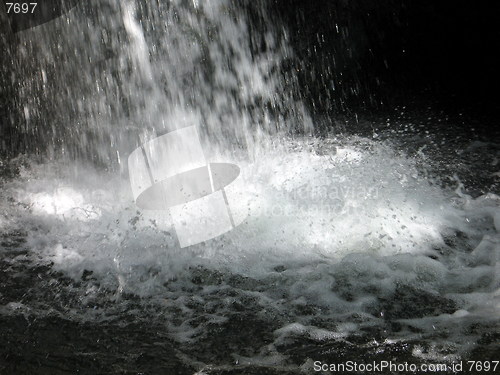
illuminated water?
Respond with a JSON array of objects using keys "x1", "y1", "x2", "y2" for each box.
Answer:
[{"x1": 0, "y1": 0, "x2": 499, "y2": 373}]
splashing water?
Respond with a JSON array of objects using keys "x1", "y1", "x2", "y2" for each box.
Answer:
[
  {"x1": 1, "y1": 0, "x2": 499, "y2": 371},
  {"x1": 9, "y1": 0, "x2": 308, "y2": 162}
]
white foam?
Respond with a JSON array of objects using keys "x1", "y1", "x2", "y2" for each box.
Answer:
[
  {"x1": 3, "y1": 138, "x2": 495, "y2": 281},
  {"x1": 1, "y1": 136, "x2": 498, "y2": 363}
]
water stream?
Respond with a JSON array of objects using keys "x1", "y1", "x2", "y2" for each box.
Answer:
[{"x1": 0, "y1": 0, "x2": 499, "y2": 373}]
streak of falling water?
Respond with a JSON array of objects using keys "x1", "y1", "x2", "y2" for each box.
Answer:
[{"x1": 8, "y1": 0, "x2": 311, "y2": 166}]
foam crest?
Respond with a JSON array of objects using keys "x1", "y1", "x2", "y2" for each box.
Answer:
[{"x1": 1, "y1": 136, "x2": 498, "y2": 363}]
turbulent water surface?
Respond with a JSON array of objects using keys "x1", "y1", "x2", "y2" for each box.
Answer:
[{"x1": 1, "y1": 0, "x2": 499, "y2": 374}]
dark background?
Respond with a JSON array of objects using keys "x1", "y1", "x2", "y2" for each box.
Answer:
[{"x1": 272, "y1": 0, "x2": 500, "y2": 123}]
